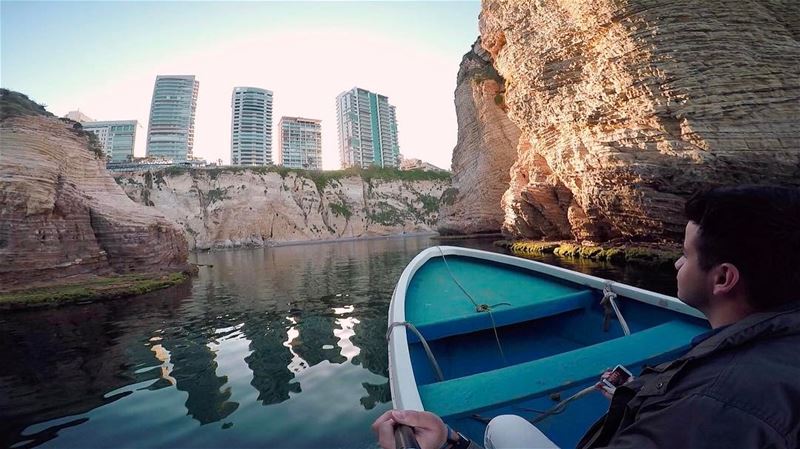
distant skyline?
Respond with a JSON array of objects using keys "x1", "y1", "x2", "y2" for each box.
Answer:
[{"x1": 1, "y1": 1, "x2": 481, "y2": 170}]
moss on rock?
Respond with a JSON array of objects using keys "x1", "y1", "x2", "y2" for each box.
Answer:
[
  {"x1": 505, "y1": 240, "x2": 559, "y2": 254},
  {"x1": 0, "y1": 272, "x2": 192, "y2": 310},
  {"x1": 553, "y1": 243, "x2": 580, "y2": 257},
  {"x1": 502, "y1": 239, "x2": 680, "y2": 268}
]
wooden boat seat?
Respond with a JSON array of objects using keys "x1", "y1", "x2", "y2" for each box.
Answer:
[
  {"x1": 409, "y1": 290, "x2": 596, "y2": 343},
  {"x1": 417, "y1": 319, "x2": 708, "y2": 418}
]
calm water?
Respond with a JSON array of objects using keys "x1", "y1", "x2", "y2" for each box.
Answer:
[{"x1": 0, "y1": 236, "x2": 678, "y2": 449}]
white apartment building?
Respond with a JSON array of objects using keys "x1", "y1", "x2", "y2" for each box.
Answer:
[
  {"x1": 336, "y1": 87, "x2": 399, "y2": 169},
  {"x1": 278, "y1": 116, "x2": 322, "y2": 170},
  {"x1": 231, "y1": 86, "x2": 273, "y2": 165}
]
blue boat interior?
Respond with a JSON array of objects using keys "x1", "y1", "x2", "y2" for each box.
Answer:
[{"x1": 404, "y1": 255, "x2": 709, "y2": 448}]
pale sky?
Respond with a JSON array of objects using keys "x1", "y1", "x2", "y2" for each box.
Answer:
[{"x1": 1, "y1": 1, "x2": 481, "y2": 170}]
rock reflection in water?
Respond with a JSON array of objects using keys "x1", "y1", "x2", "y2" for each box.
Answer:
[
  {"x1": 1, "y1": 236, "x2": 438, "y2": 449},
  {"x1": 0, "y1": 281, "x2": 193, "y2": 448},
  {"x1": 0, "y1": 236, "x2": 676, "y2": 449}
]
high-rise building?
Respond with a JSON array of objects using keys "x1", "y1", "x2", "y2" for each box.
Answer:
[
  {"x1": 336, "y1": 87, "x2": 399, "y2": 169},
  {"x1": 81, "y1": 120, "x2": 138, "y2": 162},
  {"x1": 278, "y1": 117, "x2": 322, "y2": 170},
  {"x1": 230, "y1": 87, "x2": 273, "y2": 166},
  {"x1": 146, "y1": 75, "x2": 199, "y2": 161}
]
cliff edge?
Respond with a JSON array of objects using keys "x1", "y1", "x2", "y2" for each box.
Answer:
[
  {"x1": 0, "y1": 90, "x2": 191, "y2": 292},
  {"x1": 437, "y1": 38, "x2": 520, "y2": 235},
  {"x1": 116, "y1": 167, "x2": 450, "y2": 250}
]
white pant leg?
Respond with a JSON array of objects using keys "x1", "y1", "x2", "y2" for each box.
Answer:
[{"x1": 484, "y1": 414, "x2": 560, "y2": 449}]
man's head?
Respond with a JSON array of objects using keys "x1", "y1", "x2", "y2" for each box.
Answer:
[{"x1": 675, "y1": 185, "x2": 800, "y2": 318}]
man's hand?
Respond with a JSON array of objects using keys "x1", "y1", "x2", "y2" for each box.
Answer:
[
  {"x1": 594, "y1": 368, "x2": 635, "y2": 400},
  {"x1": 372, "y1": 409, "x2": 448, "y2": 449}
]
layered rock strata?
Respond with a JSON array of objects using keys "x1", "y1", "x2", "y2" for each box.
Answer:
[
  {"x1": 0, "y1": 115, "x2": 190, "y2": 291},
  {"x1": 480, "y1": 0, "x2": 800, "y2": 241},
  {"x1": 438, "y1": 38, "x2": 521, "y2": 235},
  {"x1": 116, "y1": 168, "x2": 449, "y2": 250}
]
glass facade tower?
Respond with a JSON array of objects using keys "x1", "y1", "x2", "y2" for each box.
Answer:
[
  {"x1": 146, "y1": 75, "x2": 199, "y2": 162},
  {"x1": 278, "y1": 117, "x2": 322, "y2": 170},
  {"x1": 230, "y1": 87, "x2": 273, "y2": 166},
  {"x1": 82, "y1": 120, "x2": 138, "y2": 162},
  {"x1": 336, "y1": 87, "x2": 399, "y2": 169}
]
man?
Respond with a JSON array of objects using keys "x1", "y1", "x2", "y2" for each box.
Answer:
[{"x1": 373, "y1": 185, "x2": 800, "y2": 449}]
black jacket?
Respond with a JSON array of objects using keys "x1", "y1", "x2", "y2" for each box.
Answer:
[{"x1": 577, "y1": 302, "x2": 800, "y2": 449}]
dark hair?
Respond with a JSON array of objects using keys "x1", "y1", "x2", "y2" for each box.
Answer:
[{"x1": 685, "y1": 185, "x2": 800, "y2": 310}]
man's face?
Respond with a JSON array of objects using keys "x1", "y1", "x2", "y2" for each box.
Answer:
[{"x1": 674, "y1": 221, "x2": 712, "y2": 310}]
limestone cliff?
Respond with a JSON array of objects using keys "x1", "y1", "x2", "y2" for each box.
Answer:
[
  {"x1": 479, "y1": 0, "x2": 800, "y2": 242},
  {"x1": 0, "y1": 92, "x2": 190, "y2": 291},
  {"x1": 437, "y1": 39, "x2": 521, "y2": 235},
  {"x1": 115, "y1": 168, "x2": 449, "y2": 250}
]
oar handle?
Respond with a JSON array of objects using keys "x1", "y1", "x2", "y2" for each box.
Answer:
[{"x1": 394, "y1": 424, "x2": 422, "y2": 449}]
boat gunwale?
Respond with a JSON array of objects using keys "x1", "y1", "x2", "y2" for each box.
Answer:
[{"x1": 388, "y1": 246, "x2": 703, "y2": 412}]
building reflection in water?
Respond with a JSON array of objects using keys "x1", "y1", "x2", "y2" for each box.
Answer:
[
  {"x1": 149, "y1": 337, "x2": 177, "y2": 387},
  {"x1": 333, "y1": 305, "x2": 361, "y2": 361},
  {"x1": 161, "y1": 328, "x2": 238, "y2": 424},
  {"x1": 290, "y1": 312, "x2": 347, "y2": 367},
  {"x1": 242, "y1": 315, "x2": 301, "y2": 406},
  {"x1": 207, "y1": 324, "x2": 260, "y2": 415},
  {"x1": 1, "y1": 235, "x2": 449, "y2": 448},
  {"x1": 284, "y1": 317, "x2": 309, "y2": 373}
]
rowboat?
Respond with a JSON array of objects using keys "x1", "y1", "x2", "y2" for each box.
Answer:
[{"x1": 387, "y1": 246, "x2": 709, "y2": 448}]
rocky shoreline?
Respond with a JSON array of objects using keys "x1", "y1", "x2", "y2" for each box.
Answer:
[
  {"x1": 0, "y1": 270, "x2": 195, "y2": 311},
  {"x1": 1, "y1": 235, "x2": 681, "y2": 310},
  {"x1": 1, "y1": 91, "x2": 195, "y2": 309},
  {"x1": 195, "y1": 230, "x2": 440, "y2": 251}
]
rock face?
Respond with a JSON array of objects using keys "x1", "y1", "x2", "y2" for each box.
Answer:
[
  {"x1": 437, "y1": 39, "x2": 521, "y2": 235},
  {"x1": 0, "y1": 115, "x2": 190, "y2": 291},
  {"x1": 479, "y1": 0, "x2": 800, "y2": 242},
  {"x1": 115, "y1": 168, "x2": 449, "y2": 250}
]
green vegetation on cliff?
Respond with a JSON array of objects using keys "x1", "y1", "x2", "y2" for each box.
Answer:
[
  {"x1": 206, "y1": 187, "x2": 231, "y2": 203},
  {"x1": 1, "y1": 89, "x2": 105, "y2": 159},
  {"x1": 151, "y1": 165, "x2": 450, "y2": 192},
  {"x1": 0, "y1": 88, "x2": 54, "y2": 119},
  {"x1": 418, "y1": 194, "x2": 440, "y2": 213},
  {"x1": 330, "y1": 202, "x2": 353, "y2": 219},
  {"x1": 367, "y1": 201, "x2": 405, "y2": 226}
]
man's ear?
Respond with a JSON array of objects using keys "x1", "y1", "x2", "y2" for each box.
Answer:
[{"x1": 711, "y1": 263, "x2": 740, "y2": 296}]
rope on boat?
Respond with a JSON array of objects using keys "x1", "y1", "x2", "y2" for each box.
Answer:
[
  {"x1": 435, "y1": 246, "x2": 483, "y2": 312},
  {"x1": 436, "y1": 246, "x2": 508, "y2": 366},
  {"x1": 602, "y1": 282, "x2": 631, "y2": 336},
  {"x1": 469, "y1": 387, "x2": 596, "y2": 425},
  {"x1": 469, "y1": 385, "x2": 597, "y2": 426},
  {"x1": 386, "y1": 321, "x2": 445, "y2": 382},
  {"x1": 528, "y1": 385, "x2": 596, "y2": 424}
]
